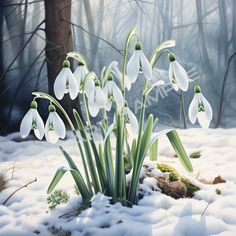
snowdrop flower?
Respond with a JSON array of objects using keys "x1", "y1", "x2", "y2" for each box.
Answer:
[
  {"x1": 127, "y1": 41, "x2": 152, "y2": 83},
  {"x1": 168, "y1": 53, "x2": 189, "y2": 91},
  {"x1": 54, "y1": 60, "x2": 79, "y2": 100},
  {"x1": 124, "y1": 103, "x2": 138, "y2": 141},
  {"x1": 45, "y1": 105, "x2": 66, "y2": 144},
  {"x1": 188, "y1": 85, "x2": 213, "y2": 128},
  {"x1": 74, "y1": 61, "x2": 89, "y2": 93},
  {"x1": 110, "y1": 61, "x2": 131, "y2": 91},
  {"x1": 103, "y1": 74, "x2": 124, "y2": 111},
  {"x1": 20, "y1": 101, "x2": 44, "y2": 140},
  {"x1": 86, "y1": 79, "x2": 106, "y2": 117}
]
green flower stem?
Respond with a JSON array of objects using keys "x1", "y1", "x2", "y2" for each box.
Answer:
[
  {"x1": 82, "y1": 92, "x2": 94, "y2": 139},
  {"x1": 122, "y1": 26, "x2": 137, "y2": 97},
  {"x1": 32, "y1": 92, "x2": 93, "y2": 194},
  {"x1": 128, "y1": 45, "x2": 171, "y2": 203},
  {"x1": 102, "y1": 108, "x2": 109, "y2": 129},
  {"x1": 115, "y1": 111, "x2": 125, "y2": 201}
]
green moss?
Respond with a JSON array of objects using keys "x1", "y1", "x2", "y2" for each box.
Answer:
[
  {"x1": 215, "y1": 188, "x2": 222, "y2": 195},
  {"x1": 190, "y1": 151, "x2": 201, "y2": 159},
  {"x1": 47, "y1": 190, "x2": 70, "y2": 210},
  {"x1": 181, "y1": 178, "x2": 200, "y2": 197},
  {"x1": 157, "y1": 163, "x2": 200, "y2": 197},
  {"x1": 157, "y1": 163, "x2": 180, "y2": 180}
]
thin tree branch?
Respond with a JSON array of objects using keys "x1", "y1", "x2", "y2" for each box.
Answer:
[
  {"x1": 216, "y1": 51, "x2": 236, "y2": 127},
  {"x1": 0, "y1": 20, "x2": 45, "y2": 81},
  {"x1": 2, "y1": 178, "x2": 37, "y2": 205},
  {"x1": 60, "y1": 17, "x2": 124, "y2": 56}
]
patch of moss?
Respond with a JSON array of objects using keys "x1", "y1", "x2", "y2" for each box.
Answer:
[
  {"x1": 157, "y1": 163, "x2": 200, "y2": 198},
  {"x1": 181, "y1": 178, "x2": 200, "y2": 197},
  {"x1": 190, "y1": 151, "x2": 201, "y2": 159},
  {"x1": 157, "y1": 163, "x2": 180, "y2": 181},
  {"x1": 215, "y1": 188, "x2": 222, "y2": 195}
]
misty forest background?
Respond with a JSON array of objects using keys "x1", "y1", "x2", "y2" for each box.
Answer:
[{"x1": 0, "y1": 0, "x2": 236, "y2": 135}]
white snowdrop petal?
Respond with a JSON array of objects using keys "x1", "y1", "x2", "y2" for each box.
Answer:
[
  {"x1": 66, "y1": 68, "x2": 78, "y2": 100},
  {"x1": 169, "y1": 64, "x2": 179, "y2": 91},
  {"x1": 33, "y1": 109, "x2": 44, "y2": 140},
  {"x1": 200, "y1": 93, "x2": 213, "y2": 123},
  {"x1": 103, "y1": 83, "x2": 108, "y2": 97},
  {"x1": 112, "y1": 82, "x2": 124, "y2": 108},
  {"x1": 85, "y1": 79, "x2": 95, "y2": 100},
  {"x1": 44, "y1": 114, "x2": 51, "y2": 143},
  {"x1": 95, "y1": 86, "x2": 106, "y2": 108},
  {"x1": 125, "y1": 107, "x2": 138, "y2": 135},
  {"x1": 52, "y1": 112, "x2": 66, "y2": 139},
  {"x1": 188, "y1": 93, "x2": 199, "y2": 124},
  {"x1": 197, "y1": 111, "x2": 210, "y2": 128},
  {"x1": 54, "y1": 68, "x2": 67, "y2": 100},
  {"x1": 112, "y1": 62, "x2": 132, "y2": 91},
  {"x1": 88, "y1": 100, "x2": 100, "y2": 117},
  {"x1": 124, "y1": 75, "x2": 132, "y2": 91},
  {"x1": 127, "y1": 50, "x2": 140, "y2": 83},
  {"x1": 48, "y1": 130, "x2": 59, "y2": 144},
  {"x1": 105, "y1": 100, "x2": 112, "y2": 111},
  {"x1": 172, "y1": 61, "x2": 189, "y2": 91},
  {"x1": 74, "y1": 66, "x2": 83, "y2": 87},
  {"x1": 140, "y1": 51, "x2": 152, "y2": 80},
  {"x1": 20, "y1": 109, "x2": 34, "y2": 138}
]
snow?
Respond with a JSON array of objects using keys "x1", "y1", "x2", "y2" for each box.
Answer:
[{"x1": 0, "y1": 128, "x2": 236, "y2": 236}]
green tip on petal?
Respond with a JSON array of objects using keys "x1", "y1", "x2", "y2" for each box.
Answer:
[
  {"x1": 124, "y1": 101, "x2": 128, "y2": 107},
  {"x1": 168, "y1": 52, "x2": 175, "y2": 62},
  {"x1": 63, "y1": 59, "x2": 70, "y2": 68},
  {"x1": 78, "y1": 61, "x2": 84, "y2": 66},
  {"x1": 135, "y1": 41, "x2": 142, "y2": 50},
  {"x1": 48, "y1": 104, "x2": 56, "y2": 112},
  {"x1": 95, "y1": 79, "x2": 100, "y2": 86},
  {"x1": 107, "y1": 74, "x2": 113, "y2": 81},
  {"x1": 194, "y1": 85, "x2": 201, "y2": 93},
  {"x1": 30, "y1": 100, "x2": 37, "y2": 109}
]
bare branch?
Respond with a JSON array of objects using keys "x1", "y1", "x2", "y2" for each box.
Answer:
[{"x1": 60, "y1": 17, "x2": 124, "y2": 56}]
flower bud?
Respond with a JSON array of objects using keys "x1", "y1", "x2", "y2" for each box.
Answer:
[
  {"x1": 194, "y1": 85, "x2": 201, "y2": 93},
  {"x1": 48, "y1": 104, "x2": 56, "y2": 112},
  {"x1": 30, "y1": 100, "x2": 37, "y2": 109},
  {"x1": 135, "y1": 41, "x2": 142, "y2": 50},
  {"x1": 168, "y1": 52, "x2": 175, "y2": 62},
  {"x1": 107, "y1": 74, "x2": 113, "y2": 81},
  {"x1": 95, "y1": 79, "x2": 100, "y2": 86},
  {"x1": 63, "y1": 59, "x2": 70, "y2": 68}
]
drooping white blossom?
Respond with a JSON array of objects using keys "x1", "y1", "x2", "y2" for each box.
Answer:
[
  {"x1": 20, "y1": 101, "x2": 44, "y2": 140},
  {"x1": 168, "y1": 53, "x2": 189, "y2": 92},
  {"x1": 127, "y1": 42, "x2": 152, "y2": 83},
  {"x1": 45, "y1": 105, "x2": 66, "y2": 144},
  {"x1": 86, "y1": 79, "x2": 106, "y2": 117},
  {"x1": 188, "y1": 86, "x2": 213, "y2": 128},
  {"x1": 124, "y1": 105, "x2": 138, "y2": 141},
  {"x1": 110, "y1": 61, "x2": 131, "y2": 91},
  {"x1": 103, "y1": 74, "x2": 124, "y2": 111},
  {"x1": 54, "y1": 60, "x2": 79, "y2": 100},
  {"x1": 74, "y1": 61, "x2": 89, "y2": 93}
]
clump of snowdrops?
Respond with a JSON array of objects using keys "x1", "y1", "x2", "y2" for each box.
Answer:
[{"x1": 20, "y1": 26, "x2": 212, "y2": 205}]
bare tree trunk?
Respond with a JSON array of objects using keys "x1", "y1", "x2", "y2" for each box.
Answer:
[
  {"x1": 195, "y1": 0, "x2": 213, "y2": 74},
  {"x1": 0, "y1": 1, "x2": 4, "y2": 133},
  {"x1": 218, "y1": 0, "x2": 228, "y2": 66},
  {"x1": 2, "y1": 0, "x2": 24, "y2": 68},
  {"x1": 232, "y1": 0, "x2": 236, "y2": 76},
  {"x1": 44, "y1": 0, "x2": 82, "y2": 119}
]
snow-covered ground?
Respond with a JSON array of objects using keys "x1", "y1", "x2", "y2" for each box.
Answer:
[{"x1": 0, "y1": 128, "x2": 236, "y2": 236}]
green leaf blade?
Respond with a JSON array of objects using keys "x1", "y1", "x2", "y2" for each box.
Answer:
[{"x1": 166, "y1": 130, "x2": 193, "y2": 172}]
